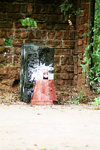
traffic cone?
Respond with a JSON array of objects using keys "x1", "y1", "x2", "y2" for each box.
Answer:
[{"x1": 31, "y1": 80, "x2": 57, "y2": 105}]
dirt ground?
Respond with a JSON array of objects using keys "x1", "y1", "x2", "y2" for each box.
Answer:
[{"x1": 0, "y1": 102, "x2": 100, "y2": 150}]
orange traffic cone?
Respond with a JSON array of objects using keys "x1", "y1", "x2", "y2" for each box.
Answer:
[{"x1": 31, "y1": 80, "x2": 57, "y2": 105}]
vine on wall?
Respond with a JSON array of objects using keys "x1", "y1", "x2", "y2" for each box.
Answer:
[{"x1": 81, "y1": 0, "x2": 100, "y2": 93}]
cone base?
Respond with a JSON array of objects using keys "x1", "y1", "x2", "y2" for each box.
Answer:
[{"x1": 31, "y1": 80, "x2": 57, "y2": 105}]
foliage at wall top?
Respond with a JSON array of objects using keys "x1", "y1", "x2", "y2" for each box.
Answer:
[{"x1": 19, "y1": 17, "x2": 37, "y2": 28}]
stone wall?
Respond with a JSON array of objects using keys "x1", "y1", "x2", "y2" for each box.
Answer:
[{"x1": 0, "y1": 0, "x2": 92, "y2": 103}]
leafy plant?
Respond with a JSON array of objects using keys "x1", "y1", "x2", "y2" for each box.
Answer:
[
  {"x1": 94, "y1": 96, "x2": 100, "y2": 109},
  {"x1": 3, "y1": 37, "x2": 12, "y2": 46},
  {"x1": 67, "y1": 91, "x2": 84, "y2": 104},
  {"x1": 19, "y1": 17, "x2": 37, "y2": 28},
  {"x1": 81, "y1": 0, "x2": 100, "y2": 93},
  {"x1": 60, "y1": 0, "x2": 73, "y2": 15},
  {"x1": 60, "y1": 0, "x2": 83, "y2": 16}
]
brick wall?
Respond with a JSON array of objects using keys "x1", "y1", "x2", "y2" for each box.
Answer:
[{"x1": 0, "y1": 0, "x2": 92, "y2": 103}]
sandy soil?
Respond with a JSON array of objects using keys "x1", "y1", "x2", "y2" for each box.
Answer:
[{"x1": 0, "y1": 103, "x2": 100, "y2": 150}]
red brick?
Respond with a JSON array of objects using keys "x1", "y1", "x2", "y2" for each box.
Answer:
[
  {"x1": 21, "y1": 30, "x2": 27, "y2": 39},
  {"x1": 60, "y1": 73, "x2": 69, "y2": 80},
  {"x1": 0, "y1": 29, "x2": 6, "y2": 38},
  {"x1": 73, "y1": 56, "x2": 78, "y2": 74},
  {"x1": 54, "y1": 5, "x2": 61, "y2": 14},
  {"x1": 69, "y1": 31, "x2": 75, "y2": 40},
  {"x1": 77, "y1": 46, "x2": 83, "y2": 53},
  {"x1": 25, "y1": 40, "x2": 42, "y2": 44},
  {"x1": 48, "y1": 5, "x2": 54, "y2": 14},
  {"x1": 45, "y1": 15, "x2": 63, "y2": 22},
  {"x1": 65, "y1": 65, "x2": 74, "y2": 72},
  {"x1": 6, "y1": 3, "x2": 13, "y2": 13},
  {"x1": 62, "y1": 31, "x2": 69, "y2": 40},
  {"x1": 15, "y1": 30, "x2": 21, "y2": 38},
  {"x1": 79, "y1": 25, "x2": 84, "y2": 31},
  {"x1": 0, "y1": 54, "x2": 5, "y2": 63},
  {"x1": 0, "y1": 3, "x2": 6, "y2": 12},
  {"x1": 27, "y1": 4, "x2": 33, "y2": 13},
  {"x1": 13, "y1": 55, "x2": 19, "y2": 64},
  {"x1": 78, "y1": 39, "x2": 83, "y2": 46},
  {"x1": 12, "y1": 40, "x2": 23, "y2": 47},
  {"x1": 54, "y1": 56, "x2": 60, "y2": 65},
  {"x1": 69, "y1": 73, "x2": 74, "y2": 80},
  {"x1": 54, "y1": 24, "x2": 69, "y2": 30},
  {"x1": 48, "y1": 30, "x2": 55, "y2": 39},
  {"x1": 0, "y1": 21, "x2": 12, "y2": 28},
  {"x1": 61, "y1": 55, "x2": 67, "y2": 65},
  {"x1": 14, "y1": 47, "x2": 21, "y2": 54},
  {"x1": 0, "y1": 39, "x2": 5, "y2": 46},
  {"x1": 6, "y1": 55, "x2": 12, "y2": 63},
  {"x1": 78, "y1": 59, "x2": 82, "y2": 67},
  {"x1": 78, "y1": 31, "x2": 84, "y2": 38},
  {"x1": 20, "y1": 4, "x2": 27, "y2": 13},
  {"x1": 67, "y1": 56, "x2": 73, "y2": 65},
  {"x1": 28, "y1": 30, "x2": 35, "y2": 39},
  {"x1": 54, "y1": 49, "x2": 70, "y2": 55},
  {"x1": 44, "y1": 40, "x2": 62, "y2": 47},
  {"x1": 15, "y1": 22, "x2": 23, "y2": 28},
  {"x1": 65, "y1": 80, "x2": 72, "y2": 86},
  {"x1": 37, "y1": 23, "x2": 53, "y2": 30},
  {"x1": 78, "y1": 53, "x2": 83, "y2": 59},
  {"x1": 41, "y1": 30, "x2": 47, "y2": 39},
  {"x1": 84, "y1": 17, "x2": 88, "y2": 23},
  {"x1": 78, "y1": 67, "x2": 82, "y2": 74},
  {"x1": 13, "y1": 4, "x2": 20, "y2": 13},
  {"x1": 34, "y1": 4, "x2": 41, "y2": 13},
  {"x1": 41, "y1": 4, "x2": 47, "y2": 13},
  {"x1": 73, "y1": 75, "x2": 78, "y2": 85},
  {"x1": 54, "y1": 65, "x2": 61, "y2": 73},
  {"x1": 33, "y1": 14, "x2": 44, "y2": 21},
  {"x1": 57, "y1": 79, "x2": 64, "y2": 85},
  {"x1": 6, "y1": 13, "x2": 23, "y2": 21},
  {"x1": 4, "y1": 48, "x2": 12, "y2": 53},
  {"x1": 63, "y1": 40, "x2": 75, "y2": 48},
  {"x1": 35, "y1": 30, "x2": 41, "y2": 39},
  {"x1": 71, "y1": 49, "x2": 75, "y2": 55},
  {"x1": 7, "y1": 29, "x2": 13, "y2": 37},
  {"x1": 0, "y1": 13, "x2": 4, "y2": 19},
  {"x1": 55, "y1": 31, "x2": 61, "y2": 40}
]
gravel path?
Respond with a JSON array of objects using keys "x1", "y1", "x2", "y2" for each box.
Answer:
[{"x1": 0, "y1": 104, "x2": 100, "y2": 150}]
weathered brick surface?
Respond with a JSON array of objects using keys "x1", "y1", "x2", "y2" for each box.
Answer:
[
  {"x1": 13, "y1": 4, "x2": 20, "y2": 13},
  {"x1": 55, "y1": 31, "x2": 61, "y2": 40},
  {"x1": 48, "y1": 30, "x2": 55, "y2": 39},
  {"x1": 0, "y1": 0, "x2": 91, "y2": 102},
  {"x1": 15, "y1": 29, "x2": 21, "y2": 38},
  {"x1": 41, "y1": 30, "x2": 47, "y2": 39},
  {"x1": 7, "y1": 29, "x2": 13, "y2": 37},
  {"x1": 0, "y1": 39, "x2": 5, "y2": 45},
  {"x1": 21, "y1": 30, "x2": 28, "y2": 39},
  {"x1": 14, "y1": 47, "x2": 21, "y2": 54},
  {"x1": 6, "y1": 3, "x2": 13, "y2": 13},
  {"x1": 28, "y1": 30, "x2": 35, "y2": 39},
  {"x1": 0, "y1": 13, "x2": 5, "y2": 19},
  {"x1": 6, "y1": 55, "x2": 12, "y2": 63},
  {"x1": 63, "y1": 40, "x2": 75, "y2": 48},
  {"x1": 35, "y1": 30, "x2": 41, "y2": 39},
  {"x1": 0, "y1": 30, "x2": 6, "y2": 38},
  {"x1": 12, "y1": 40, "x2": 23, "y2": 47},
  {"x1": 27, "y1": 4, "x2": 33, "y2": 13},
  {"x1": 44, "y1": 40, "x2": 62, "y2": 47}
]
